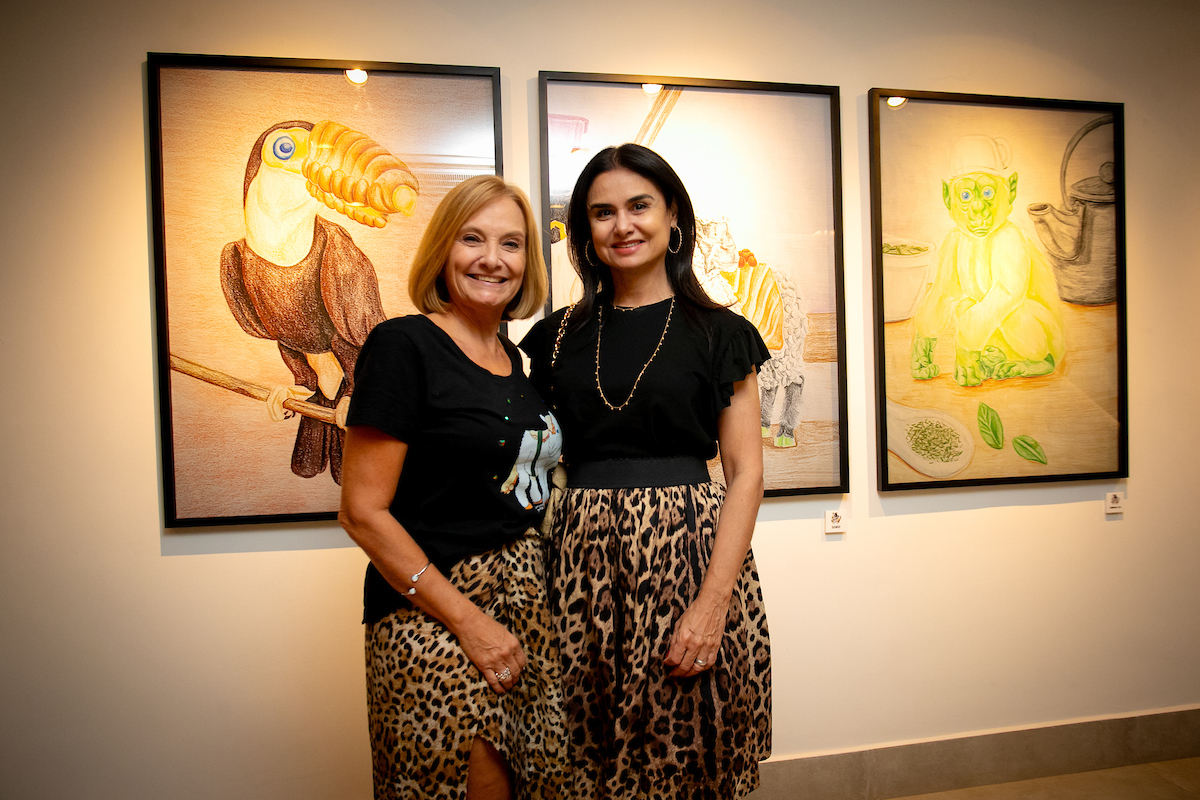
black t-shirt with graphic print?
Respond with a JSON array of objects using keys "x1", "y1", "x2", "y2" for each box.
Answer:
[{"x1": 347, "y1": 314, "x2": 562, "y2": 624}]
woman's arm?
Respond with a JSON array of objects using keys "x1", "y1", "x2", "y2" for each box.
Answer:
[
  {"x1": 339, "y1": 425, "x2": 527, "y2": 693},
  {"x1": 664, "y1": 370, "x2": 764, "y2": 678}
]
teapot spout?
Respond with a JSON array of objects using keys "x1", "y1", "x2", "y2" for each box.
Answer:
[{"x1": 1027, "y1": 202, "x2": 1082, "y2": 262}]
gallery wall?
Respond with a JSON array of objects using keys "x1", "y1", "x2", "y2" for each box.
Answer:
[{"x1": 3, "y1": 0, "x2": 1199, "y2": 797}]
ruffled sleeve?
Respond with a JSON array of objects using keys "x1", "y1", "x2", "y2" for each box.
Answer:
[
  {"x1": 518, "y1": 317, "x2": 549, "y2": 361},
  {"x1": 712, "y1": 310, "x2": 772, "y2": 410},
  {"x1": 518, "y1": 312, "x2": 561, "y2": 401}
]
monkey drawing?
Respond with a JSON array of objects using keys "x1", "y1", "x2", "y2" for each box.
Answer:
[{"x1": 911, "y1": 134, "x2": 1065, "y2": 387}]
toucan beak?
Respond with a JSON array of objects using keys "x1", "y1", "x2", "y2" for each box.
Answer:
[{"x1": 300, "y1": 121, "x2": 420, "y2": 228}]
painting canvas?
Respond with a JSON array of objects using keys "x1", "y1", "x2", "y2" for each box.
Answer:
[
  {"x1": 149, "y1": 54, "x2": 501, "y2": 526},
  {"x1": 539, "y1": 72, "x2": 849, "y2": 495},
  {"x1": 869, "y1": 89, "x2": 1127, "y2": 489}
]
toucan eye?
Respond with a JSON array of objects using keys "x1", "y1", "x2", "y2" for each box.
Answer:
[{"x1": 272, "y1": 135, "x2": 297, "y2": 160}]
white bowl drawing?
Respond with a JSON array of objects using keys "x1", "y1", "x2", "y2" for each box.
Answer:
[{"x1": 882, "y1": 236, "x2": 935, "y2": 323}]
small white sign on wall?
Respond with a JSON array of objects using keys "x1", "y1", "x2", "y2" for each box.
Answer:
[
  {"x1": 1105, "y1": 492, "x2": 1125, "y2": 514},
  {"x1": 825, "y1": 509, "x2": 847, "y2": 534}
]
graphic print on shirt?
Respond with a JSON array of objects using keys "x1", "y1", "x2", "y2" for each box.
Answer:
[{"x1": 501, "y1": 413, "x2": 562, "y2": 510}]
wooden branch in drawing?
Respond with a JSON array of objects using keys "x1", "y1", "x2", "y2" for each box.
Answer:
[{"x1": 169, "y1": 354, "x2": 337, "y2": 424}]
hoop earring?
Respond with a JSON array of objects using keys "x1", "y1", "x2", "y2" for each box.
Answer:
[
  {"x1": 668, "y1": 225, "x2": 682, "y2": 255},
  {"x1": 586, "y1": 241, "x2": 598, "y2": 266}
]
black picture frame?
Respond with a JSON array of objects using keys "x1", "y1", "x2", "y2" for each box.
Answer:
[
  {"x1": 868, "y1": 88, "x2": 1128, "y2": 490},
  {"x1": 538, "y1": 72, "x2": 849, "y2": 496},
  {"x1": 148, "y1": 53, "x2": 502, "y2": 526}
]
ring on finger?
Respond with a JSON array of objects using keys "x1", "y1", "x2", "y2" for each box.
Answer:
[
  {"x1": 694, "y1": 658, "x2": 707, "y2": 667},
  {"x1": 496, "y1": 667, "x2": 512, "y2": 682}
]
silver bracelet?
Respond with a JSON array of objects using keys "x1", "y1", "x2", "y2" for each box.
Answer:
[{"x1": 405, "y1": 562, "x2": 431, "y2": 596}]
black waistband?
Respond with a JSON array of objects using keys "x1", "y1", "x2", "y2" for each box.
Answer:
[{"x1": 566, "y1": 456, "x2": 711, "y2": 489}]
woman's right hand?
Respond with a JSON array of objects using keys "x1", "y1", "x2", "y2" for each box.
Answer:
[
  {"x1": 453, "y1": 609, "x2": 527, "y2": 694},
  {"x1": 340, "y1": 426, "x2": 527, "y2": 695}
]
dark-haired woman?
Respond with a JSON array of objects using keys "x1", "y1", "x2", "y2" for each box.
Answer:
[{"x1": 520, "y1": 144, "x2": 772, "y2": 799}]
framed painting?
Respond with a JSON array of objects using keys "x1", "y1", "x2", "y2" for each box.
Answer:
[
  {"x1": 868, "y1": 88, "x2": 1127, "y2": 490},
  {"x1": 148, "y1": 53, "x2": 501, "y2": 526},
  {"x1": 537, "y1": 72, "x2": 849, "y2": 496}
]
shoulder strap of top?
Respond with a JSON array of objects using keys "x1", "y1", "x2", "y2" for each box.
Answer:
[{"x1": 550, "y1": 304, "x2": 575, "y2": 369}]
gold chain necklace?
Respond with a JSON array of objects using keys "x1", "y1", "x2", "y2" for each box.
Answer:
[{"x1": 594, "y1": 297, "x2": 674, "y2": 412}]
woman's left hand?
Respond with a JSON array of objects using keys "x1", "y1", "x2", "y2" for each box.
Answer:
[
  {"x1": 664, "y1": 591, "x2": 729, "y2": 677},
  {"x1": 662, "y1": 370, "x2": 763, "y2": 679}
]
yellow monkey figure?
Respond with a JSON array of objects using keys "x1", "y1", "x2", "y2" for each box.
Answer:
[{"x1": 911, "y1": 135, "x2": 1065, "y2": 386}]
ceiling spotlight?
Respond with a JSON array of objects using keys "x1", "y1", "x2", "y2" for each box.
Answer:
[
  {"x1": 345, "y1": 69, "x2": 369, "y2": 85},
  {"x1": 886, "y1": 96, "x2": 908, "y2": 109},
  {"x1": 642, "y1": 83, "x2": 663, "y2": 95}
]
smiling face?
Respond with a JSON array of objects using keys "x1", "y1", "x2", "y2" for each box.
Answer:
[
  {"x1": 442, "y1": 196, "x2": 528, "y2": 318},
  {"x1": 586, "y1": 167, "x2": 678, "y2": 280}
]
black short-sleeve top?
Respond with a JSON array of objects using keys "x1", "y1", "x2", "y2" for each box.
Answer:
[
  {"x1": 519, "y1": 299, "x2": 768, "y2": 463},
  {"x1": 347, "y1": 315, "x2": 562, "y2": 623}
]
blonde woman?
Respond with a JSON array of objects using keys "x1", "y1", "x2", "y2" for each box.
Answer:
[{"x1": 340, "y1": 175, "x2": 565, "y2": 800}]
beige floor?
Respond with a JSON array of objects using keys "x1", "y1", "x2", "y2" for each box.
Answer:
[{"x1": 886, "y1": 756, "x2": 1200, "y2": 800}]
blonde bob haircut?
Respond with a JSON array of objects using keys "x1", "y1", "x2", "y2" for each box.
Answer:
[{"x1": 408, "y1": 175, "x2": 547, "y2": 320}]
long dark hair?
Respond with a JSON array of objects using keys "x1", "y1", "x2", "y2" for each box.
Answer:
[{"x1": 564, "y1": 143, "x2": 722, "y2": 332}]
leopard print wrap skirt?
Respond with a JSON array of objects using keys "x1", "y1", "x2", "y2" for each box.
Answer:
[
  {"x1": 365, "y1": 529, "x2": 568, "y2": 799},
  {"x1": 549, "y1": 481, "x2": 772, "y2": 799}
]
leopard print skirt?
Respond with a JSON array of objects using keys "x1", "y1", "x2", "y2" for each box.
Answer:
[
  {"x1": 365, "y1": 529, "x2": 567, "y2": 799},
  {"x1": 549, "y1": 482, "x2": 772, "y2": 800}
]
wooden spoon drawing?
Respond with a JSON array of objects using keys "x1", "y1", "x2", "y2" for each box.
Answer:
[{"x1": 886, "y1": 399, "x2": 974, "y2": 478}]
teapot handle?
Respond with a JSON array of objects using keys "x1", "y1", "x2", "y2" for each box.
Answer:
[{"x1": 1060, "y1": 115, "x2": 1113, "y2": 208}]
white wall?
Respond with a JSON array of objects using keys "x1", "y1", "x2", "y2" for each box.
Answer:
[{"x1": 3, "y1": 0, "x2": 1199, "y2": 796}]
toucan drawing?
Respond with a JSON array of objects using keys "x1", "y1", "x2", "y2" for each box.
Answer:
[{"x1": 219, "y1": 120, "x2": 419, "y2": 483}]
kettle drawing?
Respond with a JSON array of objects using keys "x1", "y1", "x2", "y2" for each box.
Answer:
[{"x1": 1027, "y1": 115, "x2": 1118, "y2": 305}]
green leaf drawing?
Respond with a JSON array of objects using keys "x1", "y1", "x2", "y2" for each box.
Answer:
[
  {"x1": 977, "y1": 403, "x2": 1004, "y2": 449},
  {"x1": 1013, "y1": 435, "x2": 1048, "y2": 464}
]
